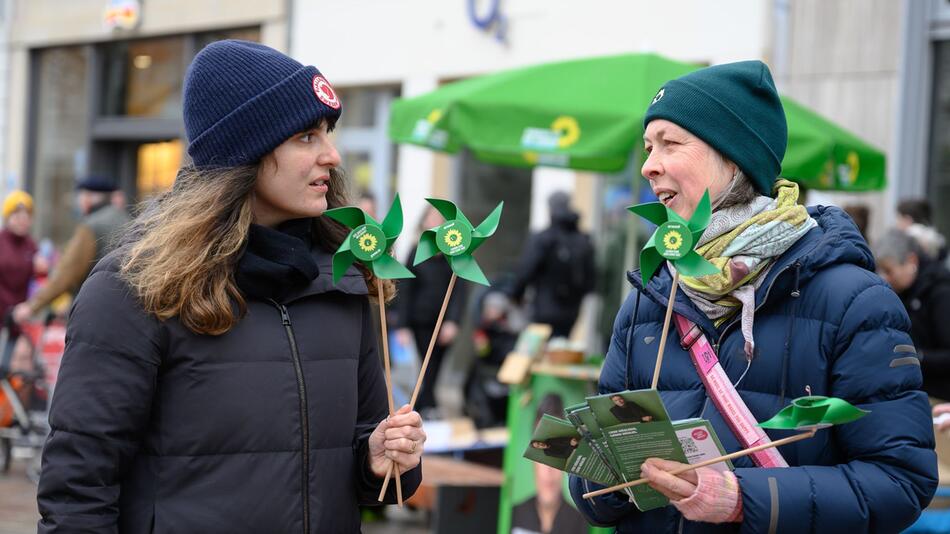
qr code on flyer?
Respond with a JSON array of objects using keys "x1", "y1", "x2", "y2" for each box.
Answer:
[{"x1": 679, "y1": 436, "x2": 700, "y2": 456}]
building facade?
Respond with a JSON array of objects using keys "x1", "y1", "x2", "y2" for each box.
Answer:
[{"x1": 3, "y1": 0, "x2": 287, "y2": 244}]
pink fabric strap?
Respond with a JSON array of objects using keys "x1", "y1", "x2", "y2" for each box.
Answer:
[{"x1": 673, "y1": 314, "x2": 788, "y2": 468}]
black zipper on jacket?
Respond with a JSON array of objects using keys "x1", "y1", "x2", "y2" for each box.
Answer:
[{"x1": 273, "y1": 301, "x2": 310, "y2": 534}]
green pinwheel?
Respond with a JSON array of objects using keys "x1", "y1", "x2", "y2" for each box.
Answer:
[
  {"x1": 324, "y1": 194, "x2": 415, "y2": 284},
  {"x1": 413, "y1": 199, "x2": 503, "y2": 286},
  {"x1": 628, "y1": 190, "x2": 719, "y2": 285},
  {"x1": 760, "y1": 396, "x2": 868, "y2": 430}
]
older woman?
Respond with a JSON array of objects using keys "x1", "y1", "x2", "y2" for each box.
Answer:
[{"x1": 570, "y1": 61, "x2": 936, "y2": 533}]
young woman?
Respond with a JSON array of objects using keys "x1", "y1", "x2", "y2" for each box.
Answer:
[{"x1": 37, "y1": 40, "x2": 425, "y2": 533}]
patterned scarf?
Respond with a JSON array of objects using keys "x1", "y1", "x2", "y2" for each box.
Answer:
[{"x1": 674, "y1": 180, "x2": 815, "y2": 357}]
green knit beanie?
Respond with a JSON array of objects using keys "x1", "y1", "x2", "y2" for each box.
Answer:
[{"x1": 643, "y1": 60, "x2": 787, "y2": 195}]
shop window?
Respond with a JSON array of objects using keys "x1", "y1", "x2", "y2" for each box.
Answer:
[
  {"x1": 100, "y1": 36, "x2": 184, "y2": 118},
  {"x1": 137, "y1": 140, "x2": 183, "y2": 199}
]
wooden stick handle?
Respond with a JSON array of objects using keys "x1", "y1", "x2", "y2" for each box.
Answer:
[
  {"x1": 651, "y1": 271, "x2": 679, "y2": 389},
  {"x1": 378, "y1": 274, "x2": 458, "y2": 502},
  {"x1": 375, "y1": 279, "x2": 403, "y2": 505},
  {"x1": 583, "y1": 429, "x2": 816, "y2": 499},
  {"x1": 409, "y1": 273, "x2": 458, "y2": 408}
]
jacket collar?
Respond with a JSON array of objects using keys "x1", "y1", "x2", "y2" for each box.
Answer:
[{"x1": 282, "y1": 245, "x2": 369, "y2": 303}]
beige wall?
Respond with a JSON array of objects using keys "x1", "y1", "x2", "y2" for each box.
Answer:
[
  {"x1": 775, "y1": 0, "x2": 903, "y2": 241},
  {"x1": 1, "y1": 0, "x2": 287, "y2": 198}
]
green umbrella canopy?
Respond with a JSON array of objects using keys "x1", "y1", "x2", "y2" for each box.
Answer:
[
  {"x1": 389, "y1": 53, "x2": 885, "y2": 191},
  {"x1": 390, "y1": 53, "x2": 696, "y2": 173},
  {"x1": 781, "y1": 96, "x2": 886, "y2": 191}
]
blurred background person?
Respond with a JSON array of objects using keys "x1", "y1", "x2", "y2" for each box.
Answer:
[
  {"x1": 875, "y1": 229, "x2": 950, "y2": 401},
  {"x1": 12, "y1": 176, "x2": 130, "y2": 324},
  {"x1": 1, "y1": 191, "x2": 39, "y2": 331},
  {"x1": 897, "y1": 198, "x2": 946, "y2": 262},
  {"x1": 505, "y1": 191, "x2": 594, "y2": 339},
  {"x1": 393, "y1": 205, "x2": 467, "y2": 418},
  {"x1": 842, "y1": 203, "x2": 870, "y2": 244},
  {"x1": 358, "y1": 189, "x2": 377, "y2": 220}
]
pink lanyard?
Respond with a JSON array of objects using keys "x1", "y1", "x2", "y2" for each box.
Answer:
[{"x1": 673, "y1": 314, "x2": 788, "y2": 468}]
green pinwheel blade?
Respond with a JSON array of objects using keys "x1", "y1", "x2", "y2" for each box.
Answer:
[
  {"x1": 426, "y1": 198, "x2": 459, "y2": 222},
  {"x1": 470, "y1": 202, "x2": 504, "y2": 251},
  {"x1": 687, "y1": 190, "x2": 712, "y2": 237},
  {"x1": 448, "y1": 254, "x2": 490, "y2": 286},
  {"x1": 760, "y1": 396, "x2": 869, "y2": 430},
  {"x1": 332, "y1": 249, "x2": 356, "y2": 285},
  {"x1": 674, "y1": 250, "x2": 720, "y2": 278},
  {"x1": 380, "y1": 193, "x2": 404, "y2": 240},
  {"x1": 628, "y1": 202, "x2": 669, "y2": 227},
  {"x1": 473, "y1": 202, "x2": 504, "y2": 238},
  {"x1": 639, "y1": 243, "x2": 664, "y2": 286},
  {"x1": 413, "y1": 230, "x2": 440, "y2": 266},
  {"x1": 324, "y1": 206, "x2": 373, "y2": 229},
  {"x1": 371, "y1": 252, "x2": 416, "y2": 280}
]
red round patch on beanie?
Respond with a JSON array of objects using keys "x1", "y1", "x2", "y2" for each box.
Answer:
[{"x1": 312, "y1": 75, "x2": 340, "y2": 109}]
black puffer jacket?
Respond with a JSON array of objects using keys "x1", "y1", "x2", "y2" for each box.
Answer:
[
  {"x1": 37, "y1": 248, "x2": 420, "y2": 533},
  {"x1": 899, "y1": 259, "x2": 950, "y2": 401}
]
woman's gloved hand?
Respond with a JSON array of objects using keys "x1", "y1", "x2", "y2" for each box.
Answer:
[{"x1": 640, "y1": 459, "x2": 742, "y2": 523}]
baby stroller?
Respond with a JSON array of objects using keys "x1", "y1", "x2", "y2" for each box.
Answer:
[{"x1": 0, "y1": 313, "x2": 61, "y2": 482}]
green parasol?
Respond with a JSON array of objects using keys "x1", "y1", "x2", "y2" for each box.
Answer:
[
  {"x1": 324, "y1": 194, "x2": 415, "y2": 284},
  {"x1": 389, "y1": 53, "x2": 885, "y2": 191},
  {"x1": 760, "y1": 396, "x2": 868, "y2": 430},
  {"x1": 628, "y1": 189, "x2": 719, "y2": 286},
  {"x1": 413, "y1": 198, "x2": 504, "y2": 286}
]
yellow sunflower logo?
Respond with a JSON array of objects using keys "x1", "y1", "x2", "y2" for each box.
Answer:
[
  {"x1": 444, "y1": 228, "x2": 464, "y2": 248},
  {"x1": 359, "y1": 233, "x2": 378, "y2": 253},
  {"x1": 662, "y1": 230, "x2": 683, "y2": 251}
]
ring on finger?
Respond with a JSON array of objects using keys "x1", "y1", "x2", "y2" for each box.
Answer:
[{"x1": 409, "y1": 440, "x2": 417, "y2": 453}]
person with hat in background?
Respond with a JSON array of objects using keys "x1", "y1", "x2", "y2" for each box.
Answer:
[
  {"x1": 570, "y1": 61, "x2": 936, "y2": 532},
  {"x1": 11, "y1": 176, "x2": 130, "y2": 324},
  {"x1": 505, "y1": 191, "x2": 595, "y2": 338},
  {"x1": 0, "y1": 191, "x2": 40, "y2": 330},
  {"x1": 36, "y1": 40, "x2": 424, "y2": 533}
]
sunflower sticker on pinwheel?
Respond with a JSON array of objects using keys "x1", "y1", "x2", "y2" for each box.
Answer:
[
  {"x1": 413, "y1": 198, "x2": 503, "y2": 286},
  {"x1": 629, "y1": 189, "x2": 720, "y2": 286},
  {"x1": 324, "y1": 194, "x2": 415, "y2": 284},
  {"x1": 760, "y1": 396, "x2": 868, "y2": 431}
]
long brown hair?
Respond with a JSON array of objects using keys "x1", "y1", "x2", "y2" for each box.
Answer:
[{"x1": 120, "y1": 165, "x2": 393, "y2": 336}]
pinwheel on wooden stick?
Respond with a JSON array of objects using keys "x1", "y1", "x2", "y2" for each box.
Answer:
[
  {"x1": 378, "y1": 198, "x2": 504, "y2": 500},
  {"x1": 325, "y1": 194, "x2": 414, "y2": 505},
  {"x1": 628, "y1": 190, "x2": 719, "y2": 388}
]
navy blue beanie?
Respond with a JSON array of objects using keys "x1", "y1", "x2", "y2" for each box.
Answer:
[
  {"x1": 183, "y1": 40, "x2": 343, "y2": 168},
  {"x1": 76, "y1": 175, "x2": 118, "y2": 192},
  {"x1": 643, "y1": 60, "x2": 787, "y2": 195}
]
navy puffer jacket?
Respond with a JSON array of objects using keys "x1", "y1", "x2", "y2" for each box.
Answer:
[
  {"x1": 570, "y1": 206, "x2": 937, "y2": 533},
  {"x1": 37, "y1": 248, "x2": 420, "y2": 533}
]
